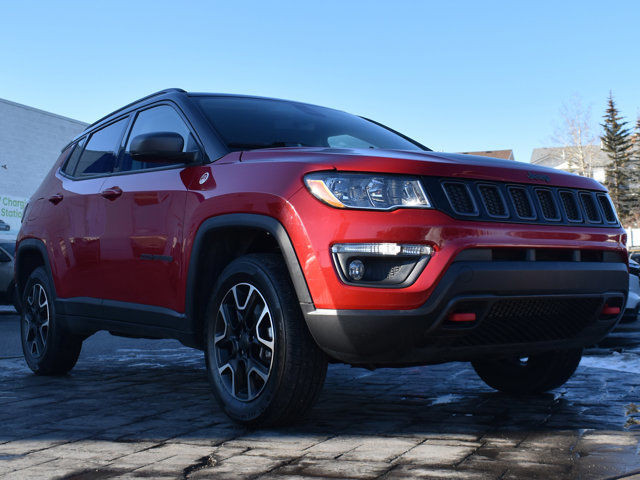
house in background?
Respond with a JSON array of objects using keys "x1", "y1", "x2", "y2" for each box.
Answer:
[
  {"x1": 461, "y1": 149, "x2": 515, "y2": 160},
  {"x1": 530, "y1": 145, "x2": 610, "y2": 183}
]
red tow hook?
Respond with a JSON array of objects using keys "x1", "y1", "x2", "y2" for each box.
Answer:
[
  {"x1": 601, "y1": 305, "x2": 621, "y2": 316},
  {"x1": 448, "y1": 312, "x2": 477, "y2": 323}
]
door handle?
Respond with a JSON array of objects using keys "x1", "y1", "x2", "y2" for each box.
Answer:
[
  {"x1": 48, "y1": 194, "x2": 63, "y2": 205},
  {"x1": 100, "y1": 186, "x2": 123, "y2": 200}
]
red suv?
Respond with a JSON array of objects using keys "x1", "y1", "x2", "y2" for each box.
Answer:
[{"x1": 17, "y1": 89, "x2": 628, "y2": 425}]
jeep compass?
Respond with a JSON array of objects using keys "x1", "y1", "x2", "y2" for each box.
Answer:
[{"x1": 16, "y1": 89, "x2": 628, "y2": 425}]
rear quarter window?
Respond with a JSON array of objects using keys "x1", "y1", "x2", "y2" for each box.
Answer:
[
  {"x1": 61, "y1": 137, "x2": 87, "y2": 176},
  {"x1": 70, "y1": 118, "x2": 128, "y2": 177}
]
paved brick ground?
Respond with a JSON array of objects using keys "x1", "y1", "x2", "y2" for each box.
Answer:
[{"x1": 1, "y1": 318, "x2": 640, "y2": 479}]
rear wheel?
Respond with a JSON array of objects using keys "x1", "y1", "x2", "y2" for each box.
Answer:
[
  {"x1": 471, "y1": 348, "x2": 583, "y2": 394},
  {"x1": 21, "y1": 267, "x2": 82, "y2": 375},
  {"x1": 205, "y1": 254, "x2": 327, "y2": 426}
]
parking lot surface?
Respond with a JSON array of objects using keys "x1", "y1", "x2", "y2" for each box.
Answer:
[{"x1": 1, "y1": 309, "x2": 640, "y2": 480}]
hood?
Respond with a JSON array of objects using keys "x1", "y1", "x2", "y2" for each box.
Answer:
[{"x1": 240, "y1": 147, "x2": 605, "y2": 191}]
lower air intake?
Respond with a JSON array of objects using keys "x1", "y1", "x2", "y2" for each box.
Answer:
[{"x1": 450, "y1": 297, "x2": 601, "y2": 346}]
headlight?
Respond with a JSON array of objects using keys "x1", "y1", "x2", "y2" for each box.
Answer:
[{"x1": 304, "y1": 172, "x2": 431, "y2": 210}]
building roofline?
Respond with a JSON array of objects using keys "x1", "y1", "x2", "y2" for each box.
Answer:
[{"x1": 0, "y1": 97, "x2": 88, "y2": 126}]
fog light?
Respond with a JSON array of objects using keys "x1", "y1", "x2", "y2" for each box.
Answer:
[
  {"x1": 348, "y1": 259, "x2": 365, "y2": 280},
  {"x1": 331, "y1": 243, "x2": 433, "y2": 286}
]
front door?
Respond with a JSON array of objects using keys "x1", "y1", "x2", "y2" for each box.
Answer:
[{"x1": 97, "y1": 104, "x2": 202, "y2": 313}]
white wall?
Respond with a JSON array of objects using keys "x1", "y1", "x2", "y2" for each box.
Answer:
[{"x1": 0, "y1": 98, "x2": 87, "y2": 232}]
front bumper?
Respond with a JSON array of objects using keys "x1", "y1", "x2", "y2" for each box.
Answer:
[{"x1": 302, "y1": 259, "x2": 628, "y2": 365}]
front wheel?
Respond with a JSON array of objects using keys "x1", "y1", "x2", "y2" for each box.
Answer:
[
  {"x1": 204, "y1": 254, "x2": 327, "y2": 426},
  {"x1": 471, "y1": 348, "x2": 583, "y2": 394}
]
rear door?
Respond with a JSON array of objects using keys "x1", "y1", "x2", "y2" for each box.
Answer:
[
  {"x1": 53, "y1": 118, "x2": 129, "y2": 300},
  {"x1": 97, "y1": 103, "x2": 202, "y2": 313}
]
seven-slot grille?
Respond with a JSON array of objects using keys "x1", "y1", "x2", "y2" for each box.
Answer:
[{"x1": 426, "y1": 178, "x2": 618, "y2": 227}]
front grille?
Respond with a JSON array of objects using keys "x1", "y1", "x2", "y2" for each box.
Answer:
[
  {"x1": 448, "y1": 297, "x2": 601, "y2": 346},
  {"x1": 535, "y1": 189, "x2": 559, "y2": 220},
  {"x1": 509, "y1": 187, "x2": 534, "y2": 218},
  {"x1": 478, "y1": 185, "x2": 507, "y2": 217},
  {"x1": 559, "y1": 191, "x2": 581, "y2": 221},
  {"x1": 580, "y1": 192, "x2": 601, "y2": 222},
  {"x1": 442, "y1": 182, "x2": 476, "y2": 214},
  {"x1": 424, "y1": 177, "x2": 617, "y2": 227},
  {"x1": 597, "y1": 194, "x2": 617, "y2": 223}
]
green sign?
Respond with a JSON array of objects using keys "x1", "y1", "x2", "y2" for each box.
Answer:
[{"x1": 0, "y1": 194, "x2": 27, "y2": 233}]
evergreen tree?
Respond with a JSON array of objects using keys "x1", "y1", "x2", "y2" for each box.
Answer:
[
  {"x1": 632, "y1": 117, "x2": 640, "y2": 225},
  {"x1": 635, "y1": 117, "x2": 640, "y2": 161},
  {"x1": 601, "y1": 92, "x2": 634, "y2": 224}
]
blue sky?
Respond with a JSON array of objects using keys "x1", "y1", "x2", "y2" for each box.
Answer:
[{"x1": 1, "y1": 1, "x2": 638, "y2": 162}]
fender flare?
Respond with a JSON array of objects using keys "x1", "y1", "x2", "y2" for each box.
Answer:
[
  {"x1": 185, "y1": 213, "x2": 313, "y2": 324},
  {"x1": 15, "y1": 238, "x2": 57, "y2": 298}
]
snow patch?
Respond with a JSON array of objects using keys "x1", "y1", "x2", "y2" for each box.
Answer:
[
  {"x1": 431, "y1": 394, "x2": 463, "y2": 405},
  {"x1": 581, "y1": 352, "x2": 640, "y2": 374}
]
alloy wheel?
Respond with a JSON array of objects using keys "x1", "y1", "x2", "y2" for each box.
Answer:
[
  {"x1": 23, "y1": 283, "x2": 50, "y2": 358},
  {"x1": 214, "y1": 283, "x2": 275, "y2": 402}
]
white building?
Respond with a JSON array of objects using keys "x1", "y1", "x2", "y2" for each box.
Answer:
[{"x1": 0, "y1": 98, "x2": 87, "y2": 232}]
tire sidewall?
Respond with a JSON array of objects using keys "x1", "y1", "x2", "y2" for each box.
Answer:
[{"x1": 204, "y1": 258, "x2": 288, "y2": 423}]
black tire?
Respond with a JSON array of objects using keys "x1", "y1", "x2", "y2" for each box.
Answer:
[
  {"x1": 204, "y1": 254, "x2": 327, "y2": 426},
  {"x1": 471, "y1": 348, "x2": 583, "y2": 394},
  {"x1": 20, "y1": 267, "x2": 82, "y2": 375}
]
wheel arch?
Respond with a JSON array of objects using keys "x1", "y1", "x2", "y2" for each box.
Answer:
[
  {"x1": 15, "y1": 239, "x2": 56, "y2": 300},
  {"x1": 186, "y1": 214, "x2": 313, "y2": 345}
]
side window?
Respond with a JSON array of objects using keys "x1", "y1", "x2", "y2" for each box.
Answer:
[
  {"x1": 121, "y1": 105, "x2": 201, "y2": 172},
  {"x1": 62, "y1": 137, "x2": 87, "y2": 176},
  {"x1": 74, "y1": 118, "x2": 128, "y2": 177}
]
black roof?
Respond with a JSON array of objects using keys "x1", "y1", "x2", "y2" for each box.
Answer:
[{"x1": 83, "y1": 88, "x2": 186, "y2": 131}]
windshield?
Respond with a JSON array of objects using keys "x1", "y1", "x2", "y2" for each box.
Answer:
[{"x1": 195, "y1": 96, "x2": 427, "y2": 152}]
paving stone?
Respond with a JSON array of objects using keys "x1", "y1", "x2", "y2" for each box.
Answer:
[
  {"x1": 190, "y1": 453, "x2": 284, "y2": 479},
  {"x1": 338, "y1": 437, "x2": 422, "y2": 462},
  {"x1": 300, "y1": 436, "x2": 364, "y2": 459},
  {"x1": 386, "y1": 465, "x2": 491, "y2": 479},
  {"x1": 277, "y1": 458, "x2": 391, "y2": 479},
  {"x1": 398, "y1": 444, "x2": 477, "y2": 465}
]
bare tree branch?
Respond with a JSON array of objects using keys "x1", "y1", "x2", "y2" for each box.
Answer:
[{"x1": 551, "y1": 95, "x2": 597, "y2": 177}]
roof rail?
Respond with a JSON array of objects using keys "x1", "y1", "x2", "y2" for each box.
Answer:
[{"x1": 83, "y1": 88, "x2": 187, "y2": 131}]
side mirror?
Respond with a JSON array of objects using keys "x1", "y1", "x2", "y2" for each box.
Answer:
[{"x1": 130, "y1": 132, "x2": 196, "y2": 163}]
